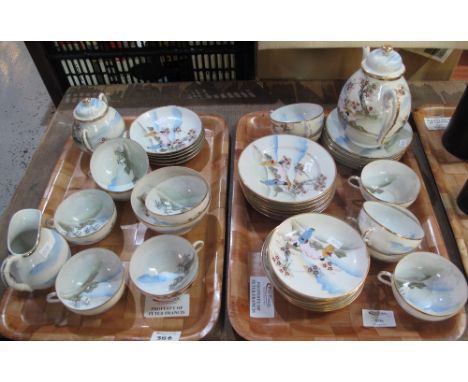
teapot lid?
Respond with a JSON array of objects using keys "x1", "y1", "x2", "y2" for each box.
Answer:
[
  {"x1": 361, "y1": 46, "x2": 405, "y2": 79},
  {"x1": 73, "y1": 94, "x2": 108, "y2": 122}
]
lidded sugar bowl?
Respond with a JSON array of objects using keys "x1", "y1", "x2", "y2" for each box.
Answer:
[
  {"x1": 337, "y1": 46, "x2": 411, "y2": 148},
  {"x1": 72, "y1": 93, "x2": 126, "y2": 153}
]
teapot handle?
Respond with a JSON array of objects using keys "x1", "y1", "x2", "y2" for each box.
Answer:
[
  {"x1": 82, "y1": 129, "x2": 94, "y2": 153},
  {"x1": 1, "y1": 256, "x2": 34, "y2": 292},
  {"x1": 377, "y1": 87, "x2": 399, "y2": 146},
  {"x1": 98, "y1": 93, "x2": 108, "y2": 105}
]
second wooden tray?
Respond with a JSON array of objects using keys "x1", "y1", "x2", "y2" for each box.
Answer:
[
  {"x1": 227, "y1": 111, "x2": 467, "y2": 341},
  {"x1": 0, "y1": 114, "x2": 229, "y2": 340}
]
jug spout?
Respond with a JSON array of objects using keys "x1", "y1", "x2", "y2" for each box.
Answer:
[{"x1": 7, "y1": 209, "x2": 42, "y2": 257}]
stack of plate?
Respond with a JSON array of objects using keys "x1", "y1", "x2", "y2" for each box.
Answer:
[
  {"x1": 129, "y1": 105, "x2": 205, "y2": 166},
  {"x1": 321, "y1": 109, "x2": 413, "y2": 170},
  {"x1": 262, "y1": 213, "x2": 370, "y2": 312},
  {"x1": 238, "y1": 134, "x2": 337, "y2": 220}
]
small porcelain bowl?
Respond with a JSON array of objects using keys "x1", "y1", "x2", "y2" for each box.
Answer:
[
  {"x1": 270, "y1": 103, "x2": 324, "y2": 140},
  {"x1": 50, "y1": 189, "x2": 116, "y2": 245},
  {"x1": 358, "y1": 201, "x2": 424, "y2": 255},
  {"x1": 377, "y1": 251, "x2": 468, "y2": 321},
  {"x1": 129, "y1": 235, "x2": 203, "y2": 301},
  {"x1": 46, "y1": 248, "x2": 125, "y2": 315},
  {"x1": 144, "y1": 170, "x2": 209, "y2": 225},
  {"x1": 90, "y1": 138, "x2": 149, "y2": 201},
  {"x1": 348, "y1": 160, "x2": 420, "y2": 207},
  {"x1": 131, "y1": 166, "x2": 211, "y2": 234}
]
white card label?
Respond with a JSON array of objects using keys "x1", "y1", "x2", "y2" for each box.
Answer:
[
  {"x1": 144, "y1": 294, "x2": 190, "y2": 318},
  {"x1": 327, "y1": 236, "x2": 343, "y2": 249},
  {"x1": 150, "y1": 331, "x2": 181, "y2": 341},
  {"x1": 424, "y1": 116, "x2": 451, "y2": 131},
  {"x1": 362, "y1": 309, "x2": 396, "y2": 328},
  {"x1": 250, "y1": 276, "x2": 275, "y2": 318}
]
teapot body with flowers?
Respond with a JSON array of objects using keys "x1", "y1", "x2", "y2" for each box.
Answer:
[{"x1": 337, "y1": 46, "x2": 411, "y2": 148}]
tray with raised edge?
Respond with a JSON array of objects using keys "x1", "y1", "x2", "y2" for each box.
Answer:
[
  {"x1": 412, "y1": 105, "x2": 468, "y2": 277},
  {"x1": 0, "y1": 114, "x2": 228, "y2": 340},
  {"x1": 227, "y1": 111, "x2": 467, "y2": 340}
]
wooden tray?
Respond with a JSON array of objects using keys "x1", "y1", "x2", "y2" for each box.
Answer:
[
  {"x1": 0, "y1": 114, "x2": 229, "y2": 340},
  {"x1": 227, "y1": 111, "x2": 467, "y2": 340},
  {"x1": 412, "y1": 105, "x2": 468, "y2": 277}
]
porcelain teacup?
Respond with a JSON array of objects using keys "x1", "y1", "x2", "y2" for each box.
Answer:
[
  {"x1": 90, "y1": 138, "x2": 149, "y2": 201},
  {"x1": 129, "y1": 235, "x2": 203, "y2": 301},
  {"x1": 46, "y1": 248, "x2": 125, "y2": 315},
  {"x1": 1, "y1": 209, "x2": 71, "y2": 292},
  {"x1": 377, "y1": 251, "x2": 468, "y2": 321},
  {"x1": 270, "y1": 103, "x2": 324, "y2": 140},
  {"x1": 144, "y1": 170, "x2": 210, "y2": 225},
  {"x1": 348, "y1": 159, "x2": 420, "y2": 207},
  {"x1": 49, "y1": 189, "x2": 117, "y2": 245},
  {"x1": 358, "y1": 201, "x2": 424, "y2": 257}
]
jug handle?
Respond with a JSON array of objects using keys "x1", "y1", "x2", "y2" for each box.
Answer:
[
  {"x1": 362, "y1": 46, "x2": 370, "y2": 61},
  {"x1": 98, "y1": 93, "x2": 108, "y2": 105},
  {"x1": 1, "y1": 256, "x2": 34, "y2": 292},
  {"x1": 377, "y1": 87, "x2": 399, "y2": 146},
  {"x1": 82, "y1": 129, "x2": 94, "y2": 153}
]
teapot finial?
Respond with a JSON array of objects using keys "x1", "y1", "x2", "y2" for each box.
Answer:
[{"x1": 382, "y1": 45, "x2": 393, "y2": 54}]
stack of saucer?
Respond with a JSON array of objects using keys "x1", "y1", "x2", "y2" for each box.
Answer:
[
  {"x1": 321, "y1": 109, "x2": 413, "y2": 170},
  {"x1": 129, "y1": 105, "x2": 205, "y2": 166},
  {"x1": 262, "y1": 213, "x2": 370, "y2": 312},
  {"x1": 238, "y1": 134, "x2": 337, "y2": 220}
]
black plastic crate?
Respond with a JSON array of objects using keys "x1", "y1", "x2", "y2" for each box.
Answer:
[{"x1": 26, "y1": 41, "x2": 256, "y2": 105}]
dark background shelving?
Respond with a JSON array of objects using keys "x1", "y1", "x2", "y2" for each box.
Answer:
[{"x1": 25, "y1": 41, "x2": 256, "y2": 106}]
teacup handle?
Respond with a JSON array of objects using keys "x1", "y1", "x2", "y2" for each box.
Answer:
[
  {"x1": 82, "y1": 129, "x2": 94, "y2": 153},
  {"x1": 1, "y1": 256, "x2": 33, "y2": 292},
  {"x1": 192, "y1": 240, "x2": 204, "y2": 253},
  {"x1": 361, "y1": 227, "x2": 381, "y2": 244},
  {"x1": 347, "y1": 175, "x2": 362, "y2": 190},
  {"x1": 46, "y1": 292, "x2": 60, "y2": 304},
  {"x1": 98, "y1": 93, "x2": 108, "y2": 105},
  {"x1": 377, "y1": 271, "x2": 393, "y2": 287}
]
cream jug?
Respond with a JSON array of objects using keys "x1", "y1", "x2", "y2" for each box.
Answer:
[
  {"x1": 72, "y1": 93, "x2": 126, "y2": 153},
  {"x1": 337, "y1": 46, "x2": 411, "y2": 148},
  {"x1": 1, "y1": 209, "x2": 70, "y2": 292}
]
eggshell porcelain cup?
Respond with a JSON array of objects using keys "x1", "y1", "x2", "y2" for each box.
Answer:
[
  {"x1": 144, "y1": 171, "x2": 209, "y2": 225},
  {"x1": 129, "y1": 235, "x2": 203, "y2": 300},
  {"x1": 270, "y1": 103, "x2": 324, "y2": 140},
  {"x1": 46, "y1": 248, "x2": 125, "y2": 315},
  {"x1": 377, "y1": 251, "x2": 468, "y2": 321},
  {"x1": 347, "y1": 159, "x2": 420, "y2": 207},
  {"x1": 358, "y1": 201, "x2": 424, "y2": 255},
  {"x1": 50, "y1": 189, "x2": 117, "y2": 245},
  {"x1": 90, "y1": 138, "x2": 149, "y2": 201}
]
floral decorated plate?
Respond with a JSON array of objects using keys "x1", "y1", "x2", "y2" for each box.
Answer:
[
  {"x1": 267, "y1": 213, "x2": 370, "y2": 299},
  {"x1": 130, "y1": 106, "x2": 203, "y2": 154},
  {"x1": 325, "y1": 108, "x2": 412, "y2": 159},
  {"x1": 392, "y1": 251, "x2": 467, "y2": 317},
  {"x1": 51, "y1": 248, "x2": 124, "y2": 313},
  {"x1": 238, "y1": 135, "x2": 336, "y2": 203}
]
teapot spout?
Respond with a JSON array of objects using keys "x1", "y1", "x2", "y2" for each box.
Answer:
[
  {"x1": 362, "y1": 46, "x2": 370, "y2": 61},
  {"x1": 7, "y1": 209, "x2": 42, "y2": 257}
]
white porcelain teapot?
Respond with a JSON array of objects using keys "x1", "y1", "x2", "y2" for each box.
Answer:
[
  {"x1": 1, "y1": 209, "x2": 71, "y2": 292},
  {"x1": 337, "y1": 46, "x2": 411, "y2": 148},
  {"x1": 72, "y1": 93, "x2": 126, "y2": 153}
]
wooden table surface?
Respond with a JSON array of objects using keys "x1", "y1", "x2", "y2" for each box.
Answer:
[{"x1": 1, "y1": 80, "x2": 467, "y2": 340}]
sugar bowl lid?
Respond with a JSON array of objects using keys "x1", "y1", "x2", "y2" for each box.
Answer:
[
  {"x1": 361, "y1": 46, "x2": 405, "y2": 79},
  {"x1": 73, "y1": 93, "x2": 108, "y2": 122}
]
